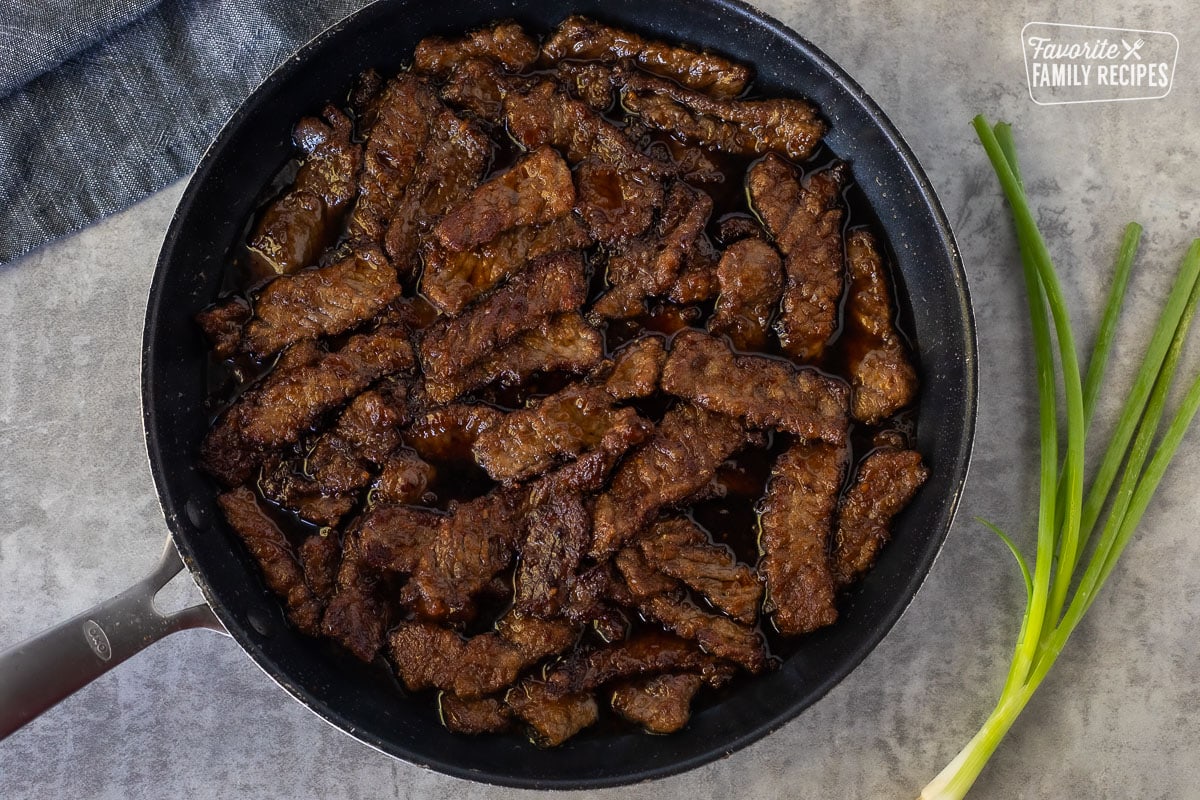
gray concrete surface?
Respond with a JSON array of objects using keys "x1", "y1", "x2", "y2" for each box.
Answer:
[{"x1": 2, "y1": 1, "x2": 1199, "y2": 797}]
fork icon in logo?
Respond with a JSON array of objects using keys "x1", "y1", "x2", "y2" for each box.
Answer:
[{"x1": 1122, "y1": 38, "x2": 1145, "y2": 60}]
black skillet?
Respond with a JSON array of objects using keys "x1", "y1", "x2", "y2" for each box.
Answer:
[{"x1": 0, "y1": 0, "x2": 976, "y2": 788}]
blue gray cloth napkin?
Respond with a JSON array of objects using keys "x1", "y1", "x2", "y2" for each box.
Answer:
[{"x1": 0, "y1": 0, "x2": 372, "y2": 266}]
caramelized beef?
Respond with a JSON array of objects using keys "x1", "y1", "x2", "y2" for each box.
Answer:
[
  {"x1": 759, "y1": 442, "x2": 844, "y2": 635},
  {"x1": 217, "y1": 487, "x2": 323, "y2": 636},
  {"x1": 403, "y1": 402, "x2": 502, "y2": 462},
  {"x1": 638, "y1": 518, "x2": 762, "y2": 625},
  {"x1": 611, "y1": 673, "x2": 704, "y2": 734},
  {"x1": 844, "y1": 229, "x2": 919, "y2": 423},
  {"x1": 599, "y1": 335, "x2": 667, "y2": 399},
  {"x1": 439, "y1": 693, "x2": 512, "y2": 735},
  {"x1": 748, "y1": 155, "x2": 847, "y2": 361},
  {"x1": 662, "y1": 330, "x2": 849, "y2": 444},
  {"x1": 373, "y1": 449, "x2": 436, "y2": 504},
  {"x1": 542, "y1": 16, "x2": 751, "y2": 99},
  {"x1": 195, "y1": 297, "x2": 250, "y2": 358},
  {"x1": 506, "y1": 682, "x2": 599, "y2": 747},
  {"x1": 249, "y1": 106, "x2": 363, "y2": 276},
  {"x1": 709, "y1": 237, "x2": 784, "y2": 350},
  {"x1": 591, "y1": 403, "x2": 747, "y2": 558},
  {"x1": 833, "y1": 447, "x2": 928, "y2": 586},
  {"x1": 574, "y1": 159, "x2": 663, "y2": 245},
  {"x1": 414, "y1": 22, "x2": 539, "y2": 77},
  {"x1": 297, "y1": 532, "x2": 341, "y2": 603}
]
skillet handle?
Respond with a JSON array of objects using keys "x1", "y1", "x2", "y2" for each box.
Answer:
[{"x1": 0, "y1": 538, "x2": 225, "y2": 740}]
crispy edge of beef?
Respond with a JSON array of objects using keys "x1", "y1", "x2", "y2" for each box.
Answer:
[
  {"x1": 195, "y1": 297, "x2": 251, "y2": 359},
  {"x1": 708, "y1": 237, "x2": 784, "y2": 351},
  {"x1": 414, "y1": 21, "x2": 539, "y2": 76},
  {"x1": 610, "y1": 672, "x2": 705, "y2": 734}
]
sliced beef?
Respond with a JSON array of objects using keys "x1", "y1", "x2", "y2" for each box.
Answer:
[
  {"x1": 513, "y1": 489, "x2": 591, "y2": 618},
  {"x1": 245, "y1": 244, "x2": 400, "y2": 358},
  {"x1": 504, "y1": 80, "x2": 668, "y2": 175},
  {"x1": 418, "y1": 252, "x2": 587, "y2": 386},
  {"x1": 355, "y1": 503, "x2": 442, "y2": 574},
  {"x1": 574, "y1": 159, "x2": 663, "y2": 245},
  {"x1": 422, "y1": 215, "x2": 591, "y2": 316},
  {"x1": 404, "y1": 403, "x2": 503, "y2": 462},
  {"x1": 759, "y1": 441, "x2": 845, "y2": 635},
  {"x1": 426, "y1": 312, "x2": 604, "y2": 405},
  {"x1": 473, "y1": 384, "x2": 652, "y2": 482},
  {"x1": 562, "y1": 564, "x2": 629, "y2": 643},
  {"x1": 639, "y1": 593, "x2": 767, "y2": 673},
  {"x1": 610, "y1": 673, "x2": 704, "y2": 734},
  {"x1": 592, "y1": 183, "x2": 712, "y2": 320},
  {"x1": 591, "y1": 403, "x2": 748, "y2": 558},
  {"x1": 844, "y1": 229, "x2": 918, "y2": 423},
  {"x1": 414, "y1": 21, "x2": 539, "y2": 77},
  {"x1": 543, "y1": 630, "x2": 727, "y2": 696},
  {"x1": 747, "y1": 155, "x2": 847, "y2": 361},
  {"x1": 388, "y1": 621, "x2": 530, "y2": 699},
  {"x1": 638, "y1": 518, "x2": 762, "y2": 625},
  {"x1": 373, "y1": 449, "x2": 436, "y2": 504},
  {"x1": 599, "y1": 335, "x2": 667, "y2": 399},
  {"x1": 248, "y1": 106, "x2": 362, "y2": 275},
  {"x1": 615, "y1": 546, "x2": 679, "y2": 601},
  {"x1": 661, "y1": 329, "x2": 849, "y2": 444},
  {"x1": 383, "y1": 110, "x2": 490, "y2": 275},
  {"x1": 709, "y1": 237, "x2": 784, "y2": 351},
  {"x1": 347, "y1": 74, "x2": 444, "y2": 247},
  {"x1": 667, "y1": 245, "x2": 720, "y2": 304},
  {"x1": 403, "y1": 487, "x2": 528, "y2": 621},
  {"x1": 832, "y1": 447, "x2": 928, "y2": 586},
  {"x1": 496, "y1": 609, "x2": 579, "y2": 656},
  {"x1": 620, "y1": 69, "x2": 824, "y2": 160},
  {"x1": 439, "y1": 693, "x2": 511, "y2": 735},
  {"x1": 195, "y1": 297, "x2": 251, "y2": 359},
  {"x1": 434, "y1": 147, "x2": 575, "y2": 252},
  {"x1": 217, "y1": 487, "x2": 323, "y2": 636},
  {"x1": 239, "y1": 326, "x2": 415, "y2": 448},
  {"x1": 440, "y1": 57, "x2": 524, "y2": 121},
  {"x1": 297, "y1": 532, "x2": 341, "y2": 603},
  {"x1": 303, "y1": 387, "x2": 409, "y2": 495},
  {"x1": 505, "y1": 682, "x2": 598, "y2": 747},
  {"x1": 321, "y1": 526, "x2": 391, "y2": 661},
  {"x1": 258, "y1": 456, "x2": 357, "y2": 526},
  {"x1": 541, "y1": 16, "x2": 751, "y2": 99},
  {"x1": 554, "y1": 60, "x2": 617, "y2": 111}
]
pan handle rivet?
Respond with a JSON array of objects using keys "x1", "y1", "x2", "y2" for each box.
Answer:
[{"x1": 82, "y1": 620, "x2": 112, "y2": 662}]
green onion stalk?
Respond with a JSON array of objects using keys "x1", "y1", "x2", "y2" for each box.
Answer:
[{"x1": 918, "y1": 117, "x2": 1200, "y2": 799}]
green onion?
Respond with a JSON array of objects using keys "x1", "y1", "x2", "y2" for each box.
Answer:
[{"x1": 918, "y1": 117, "x2": 1200, "y2": 800}]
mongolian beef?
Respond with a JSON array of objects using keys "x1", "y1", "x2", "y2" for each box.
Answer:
[{"x1": 196, "y1": 16, "x2": 927, "y2": 746}]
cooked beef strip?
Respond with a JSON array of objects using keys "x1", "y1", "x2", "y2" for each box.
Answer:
[
  {"x1": 661, "y1": 329, "x2": 849, "y2": 444},
  {"x1": 440, "y1": 56, "x2": 524, "y2": 121},
  {"x1": 708, "y1": 237, "x2": 784, "y2": 351},
  {"x1": 667, "y1": 245, "x2": 720, "y2": 305},
  {"x1": 321, "y1": 525, "x2": 392, "y2": 661},
  {"x1": 541, "y1": 16, "x2": 751, "y2": 99},
  {"x1": 504, "y1": 80, "x2": 670, "y2": 175},
  {"x1": 832, "y1": 447, "x2": 928, "y2": 586},
  {"x1": 496, "y1": 608, "x2": 579, "y2": 656},
  {"x1": 201, "y1": 340, "x2": 324, "y2": 487},
  {"x1": 354, "y1": 503, "x2": 443, "y2": 574},
  {"x1": 414, "y1": 21, "x2": 539, "y2": 77},
  {"x1": 245, "y1": 244, "x2": 400, "y2": 358},
  {"x1": 373, "y1": 449, "x2": 436, "y2": 504},
  {"x1": 426, "y1": 312, "x2": 604, "y2": 405},
  {"x1": 217, "y1": 487, "x2": 323, "y2": 636},
  {"x1": 639, "y1": 593, "x2": 767, "y2": 673},
  {"x1": 239, "y1": 326, "x2": 415, "y2": 448},
  {"x1": 505, "y1": 682, "x2": 599, "y2": 747},
  {"x1": 439, "y1": 693, "x2": 512, "y2": 735},
  {"x1": 473, "y1": 383, "x2": 652, "y2": 482},
  {"x1": 599, "y1": 335, "x2": 667, "y2": 399},
  {"x1": 418, "y1": 252, "x2": 587, "y2": 385},
  {"x1": 759, "y1": 441, "x2": 845, "y2": 635},
  {"x1": 844, "y1": 229, "x2": 918, "y2": 424},
  {"x1": 637, "y1": 518, "x2": 762, "y2": 625},
  {"x1": 349, "y1": 67, "x2": 384, "y2": 133},
  {"x1": 574, "y1": 159, "x2": 663, "y2": 245},
  {"x1": 543, "y1": 630, "x2": 728, "y2": 697},
  {"x1": 591, "y1": 183, "x2": 713, "y2": 320},
  {"x1": 388, "y1": 621, "x2": 530, "y2": 698},
  {"x1": 302, "y1": 387, "x2": 409, "y2": 496},
  {"x1": 619, "y1": 69, "x2": 824, "y2": 160},
  {"x1": 258, "y1": 456, "x2": 357, "y2": 526},
  {"x1": 434, "y1": 147, "x2": 575, "y2": 252},
  {"x1": 610, "y1": 672, "x2": 705, "y2": 734},
  {"x1": 715, "y1": 214, "x2": 765, "y2": 246},
  {"x1": 248, "y1": 106, "x2": 363, "y2": 276},
  {"x1": 298, "y1": 532, "x2": 341, "y2": 603},
  {"x1": 422, "y1": 214, "x2": 591, "y2": 316},
  {"x1": 403, "y1": 402, "x2": 502, "y2": 462},
  {"x1": 514, "y1": 489, "x2": 592, "y2": 618},
  {"x1": 615, "y1": 546, "x2": 680, "y2": 600},
  {"x1": 383, "y1": 110, "x2": 490, "y2": 275},
  {"x1": 195, "y1": 297, "x2": 251, "y2": 359},
  {"x1": 562, "y1": 564, "x2": 629, "y2": 643},
  {"x1": 403, "y1": 486, "x2": 529, "y2": 621},
  {"x1": 747, "y1": 155, "x2": 847, "y2": 361},
  {"x1": 590, "y1": 403, "x2": 748, "y2": 558},
  {"x1": 347, "y1": 74, "x2": 444, "y2": 247}
]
